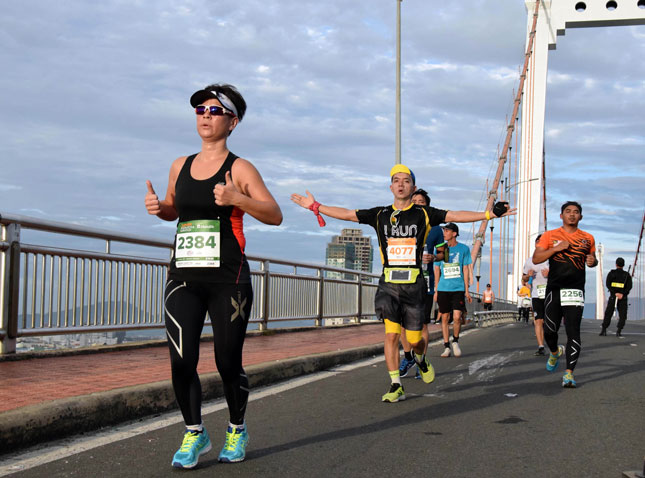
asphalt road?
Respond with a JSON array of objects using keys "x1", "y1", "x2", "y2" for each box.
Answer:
[{"x1": 3, "y1": 320, "x2": 644, "y2": 478}]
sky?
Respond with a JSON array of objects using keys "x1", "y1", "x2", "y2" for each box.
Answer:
[{"x1": 1, "y1": 0, "x2": 644, "y2": 305}]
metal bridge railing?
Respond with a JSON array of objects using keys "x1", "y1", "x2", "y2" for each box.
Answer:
[
  {"x1": 473, "y1": 310, "x2": 520, "y2": 327},
  {"x1": 0, "y1": 212, "x2": 379, "y2": 354}
]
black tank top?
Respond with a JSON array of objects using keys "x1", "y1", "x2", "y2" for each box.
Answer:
[{"x1": 168, "y1": 152, "x2": 251, "y2": 284}]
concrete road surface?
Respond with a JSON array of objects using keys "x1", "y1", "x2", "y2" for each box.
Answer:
[{"x1": 2, "y1": 319, "x2": 644, "y2": 478}]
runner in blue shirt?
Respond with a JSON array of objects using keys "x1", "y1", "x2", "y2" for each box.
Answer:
[{"x1": 434, "y1": 223, "x2": 472, "y2": 357}]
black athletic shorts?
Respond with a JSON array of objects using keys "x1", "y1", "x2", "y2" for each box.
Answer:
[
  {"x1": 374, "y1": 274, "x2": 426, "y2": 331},
  {"x1": 483, "y1": 302, "x2": 492, "y2": 311},
  {"x1": 532, "y1": 297, "x2": 545, "y2": 319},
  {"x1": 437, "y1": 291, "x2": 465, "y2": 314}
]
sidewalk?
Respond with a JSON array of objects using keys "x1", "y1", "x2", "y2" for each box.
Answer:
[{"x1": 0, "y1": 322, "x2": 387, "y2": 413}]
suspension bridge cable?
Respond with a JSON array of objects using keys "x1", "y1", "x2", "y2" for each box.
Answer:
[{"x1": 470, "y1": 0, "x2": 541, "y2": 267}]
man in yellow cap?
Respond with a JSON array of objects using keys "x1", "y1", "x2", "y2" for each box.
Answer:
[{"x1": 291, "y1": 165, "x2": 515, "y2": 402}]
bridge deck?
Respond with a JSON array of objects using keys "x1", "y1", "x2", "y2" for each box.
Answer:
[{"x1": 1, "y1": 319, "x2": 643, "y2": 477}]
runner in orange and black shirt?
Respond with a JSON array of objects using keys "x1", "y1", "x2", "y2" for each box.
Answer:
[{"x1": 533, "y1": 201, "x2": 597, "y2": 388}]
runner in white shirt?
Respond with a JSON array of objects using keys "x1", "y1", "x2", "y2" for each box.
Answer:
[{"x1": 522, "y1": 235, "x2": 549, "y2": 356}]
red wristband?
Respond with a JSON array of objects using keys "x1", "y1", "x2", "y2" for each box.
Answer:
[{"x1": 308, "y1": 201, "x2": 326, "y2": 227}]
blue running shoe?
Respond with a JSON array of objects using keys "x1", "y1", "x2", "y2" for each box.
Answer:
[
  {"x1": 562, "y1": 371, "x2": 577, "y2": 388},
  {"x1": 546, "y1": 345, "x2": 564, "y2": 372},
  {"x1": 414, "y1": 367, "x2": 421, "y2": 380},
  {"x1": 218, "y1": 426, "x2": 249, "y2": 463},
  {"x1": 399, "y1": 357, "x2": 415, "y2": 377},
  {"x1": 172, "y1": 429, "x2": 212, "y2": 468}
]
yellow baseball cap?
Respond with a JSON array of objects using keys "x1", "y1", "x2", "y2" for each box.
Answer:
[{"x1": 389, "y1": 164, "x2": 415, "y2": 184}]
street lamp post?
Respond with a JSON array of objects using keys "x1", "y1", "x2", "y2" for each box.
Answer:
[{"x1": 395, "y1": 0, "x2": 402, "y2": 164}]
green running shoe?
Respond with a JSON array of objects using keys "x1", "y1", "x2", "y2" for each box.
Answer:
[
  {"x1": 546, "y1": 345, "x2": 564, "y2": 372},
  {"x1": 172, "y1": 429, "x2": 212, "y2": 468},
  {"x1": 416, "y1": 355, "x2": 435, "y2": 384},
  {"x1": 218, "y1": 425, "x2": 249, "y2": 463},
  {"x1": 382, "y1": 383, "x2": 405, "y2": 403},
  {"x1": 562, "y1": 371, "x2": 577, "y2": 388}
]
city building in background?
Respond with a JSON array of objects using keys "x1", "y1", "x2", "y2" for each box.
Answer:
[{"x1": 325, "y1": 228, "x2": 373, "y2": 279}]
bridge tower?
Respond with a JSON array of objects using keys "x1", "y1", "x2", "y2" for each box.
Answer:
[{"x1": 511, "y1": 0, "x2": 645, "y2": 297}]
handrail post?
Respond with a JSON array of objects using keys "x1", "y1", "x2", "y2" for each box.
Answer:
[
  {"x1": 259, "y1": 260, "x2": 270, "y2": 331},
  {"x1": 315, "y1": 268, "x2": 324, "y2": 327},
  {"x1": 354, "y1": 273, "x2": 362, "y2": 324},
  {"x1": 1, "y1": 223, "x2": 20, "y2": 354}
]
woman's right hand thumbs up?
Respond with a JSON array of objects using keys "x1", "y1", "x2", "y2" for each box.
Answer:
[{"x1": 145, "y1": 180, "x2": 161, "y2": 215}]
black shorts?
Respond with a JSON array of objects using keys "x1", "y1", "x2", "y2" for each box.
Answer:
[
  {"x1": 423, "y1": 294, "x2": 434, "y2": 325},
  {"x1": 483, "y1": 302, "x2": 493, "y2": 311},
  {"x1": 374, "y1": 275, "x2": 426, "y2": 331},
  {"x1": 532, "y1": 298, "x2": 545, "y2": 319},
  {"x1": 437, "y1": 291, "x2": 465, "y2": 314}
]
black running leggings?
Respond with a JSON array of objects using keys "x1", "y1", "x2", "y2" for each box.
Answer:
[
  {"x1": 164, "y1": 280, "x2": 253, "y2": 426},
  {"x1": 543, "y1": 288, "x2": 583, "y2": 371}
]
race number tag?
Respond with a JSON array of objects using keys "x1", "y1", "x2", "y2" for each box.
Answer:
[
  {"x1": 536, "y1": 284, "x2": 546, "y2": 299},
  {"x1": 443, "y1": 263, "x2": 461, "y2": 279},
  {"x1": 560, "y1": 289, "x2": 584, "y2": 307},
  {"x1": 175, "y1": 220, "x2": 220, "y2": 268},
  {"x1": 387, "y1": 238, "x2": 416, "y2": 265}
]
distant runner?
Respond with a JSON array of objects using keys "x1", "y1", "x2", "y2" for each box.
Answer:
[
  {"x1": 291, "y1": 165, "x2": 514, "y2": 402},
  {"x1": 517, "y1": 281, "x2": 532, "y2": 323},
  {"x1": 522, "y1": 235, "x2": 549, "y2": 355},
  {"x1": 533, "y1": 201, "x2": 597, "y2": 388},
  {"x1": 482, "y1": 283, "x2": 495, "y2": 311}
]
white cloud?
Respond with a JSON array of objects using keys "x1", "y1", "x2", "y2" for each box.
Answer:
[{"x1": 406, "y1": 61, "x2": 458, "y2": 73}]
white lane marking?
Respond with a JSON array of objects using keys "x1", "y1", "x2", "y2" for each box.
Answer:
[
  {"x1": 504, "y1": 393, "x2": 519, "y2": 398},
  {"x1": 468, "y1": 353, "x2": 514, "y2": 382},
  {"x1": 0, "y1": 355, "x2": 384, "y2": 476},
  {"x1": 468, "y1": 353, "x2": 513, "y2": 375},
  {"x1": 451, "y1": 373, "x2": 464, "y2": 385}
]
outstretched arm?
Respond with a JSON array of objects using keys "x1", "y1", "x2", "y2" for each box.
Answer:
[
  {"x1": 291, "y1": 191, "x2": 358, "y2": 222},
  {"x1": 445, "y1": 205, "x2": 516, "y2": 224}
]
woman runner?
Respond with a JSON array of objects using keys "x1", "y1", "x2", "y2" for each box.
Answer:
[{"x1": 144, "y1": 83, "x2": 282, "y2": 467}]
